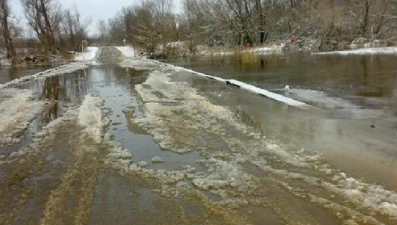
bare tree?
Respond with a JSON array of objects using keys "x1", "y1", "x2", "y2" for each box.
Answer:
[
  {"x1": 61, "y1": 6, "x2": 91, "y2": 51},
  {"x1": 21, "y1": 0, "x2": 62, "y2": 54},
  {"x1": 97, "y1": 19, "x2": 110, "y2": 43},
  {"x1": 152, "y1": 0, "x2": 177, "y2": 54},
  {"x1": 0, "y1": 0, "x2": 19, "y2": 65}
]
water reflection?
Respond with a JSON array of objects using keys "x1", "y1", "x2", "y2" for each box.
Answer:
[
  {"x1": 43, "y1": 76, "x2": 60, "y2": 100},
  {"x1": 16, "y1": 69, "x2": 91, "y2": 130},
  {"x1": 392, "y1": 75, "x2": 397, "y2": 116},
  {"x1": 164, "y1": 54, "x2": 397, "y2": 101},
  {"x1": 188, "y1": 74, "x2": 397, "y2": 189},
  {"x1": 87, "y1": 65, "x2": 202, "y2": 170},
  {"x1": 0, "y1": 66, "x2": 51, "y2": 84}
]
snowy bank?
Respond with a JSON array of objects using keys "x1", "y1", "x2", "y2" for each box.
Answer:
[
  {"x1": 78, "y1": 95, "x2": 106, "y2": 143},
  {"x1": 251, "y1": 44, "x2": 284, "y2": 54},
  {"x1": 0, "y1": 88, "x2": 44, "y2": 145},
  {"x1": 74, "y1": 46, "x2": 99, "y2": 62},
  {"x1": 116, "y1": 46, "x2": 135, "y2": 58},
  {"x1": 314, "y1": 46, "x2": 397, "y2": 55}
]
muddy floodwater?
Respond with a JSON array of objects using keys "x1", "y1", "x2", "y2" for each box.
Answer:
[{"x1": 1, "y1": 47, "x2": 397, "y2": 225}]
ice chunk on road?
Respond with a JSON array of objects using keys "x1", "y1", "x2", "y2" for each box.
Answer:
[
  {"x1": 0, "y1": 88, "x2": 44, "y2": 144},
  {"x1": 193, "y1": 159, "x2": 255, "y2": 190},
  {"x1": 323, "y1": 174, "x2": 397, "y2": 219},
  {"x1": 138, "y1": 161, "x2": 149, "y2": 167},
  {"x1": 78, "y1": 95, "x2": 105, "y2": 143}
]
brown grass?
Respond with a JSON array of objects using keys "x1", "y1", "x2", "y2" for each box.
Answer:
[{"x1": 233, "y1": 48, "x2": 260, "y2": 65}]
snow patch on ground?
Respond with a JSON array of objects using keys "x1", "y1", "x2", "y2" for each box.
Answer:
[
  {"x1": 78, "y1": 95, "x2": 106, "y2": 143},
  {"x1": 315, "y1": 47, "x2": 397, "y2": 55},
  {"x1": 74, "y1": 46, "x2": 99, "y2": 63},
  {"x1": 103, "y1": 135, "x2": 133, "y2": 172},
  {"x1": 1, "y1": 96, "x2": 81, "y2": 160},
  {"x1": 323, "y1": 173, "x2": 397, "y2": 219},
  {"x1": 0, "y1": 88, "x2": 44, "y2": 145},
  {"x1": 251, "y1": 44, "x2": 284, "y2": 54},
  {"x1": 193, "y1": 158, "x2": 256, "y2": 191},
  {"x1": 0, "y1": 58, "x2": 11, "y2": 67},
  {"x1": 195, "y1": 44, "x2": 285, "y2": 56},
  {"x1": 132, "y1": 65, "x2": 243, "y2": 153},
  {"x1": 115, "y1": 46, "x2": 135, "y2": 58}
]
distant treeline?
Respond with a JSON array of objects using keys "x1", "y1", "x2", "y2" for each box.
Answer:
[
  {"x1": 99, "y1": 0, "x2": 397, "y2": 55},
  {"x1": 2, "y1": 0, "x2": 397, "y2": 65}
]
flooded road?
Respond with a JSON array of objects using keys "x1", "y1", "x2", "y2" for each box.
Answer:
[{"x1": 1, "y1": 47, "x2": 397, "y2": 225}]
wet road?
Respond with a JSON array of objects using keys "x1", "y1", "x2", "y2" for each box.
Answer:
[{"x1": 0, "y1": 47, "x2": 397, "y2": 225}]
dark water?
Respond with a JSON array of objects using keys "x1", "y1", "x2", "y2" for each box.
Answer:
[
  {"x1": 163, "y1": 54, "x2": 397, "y2": 112},
  {"x1": 87, "y1": 65, "x2": 202, "y2": 170},
  {"x1": 0, "y1": 66, "x2": 51, "y2": 84},
  {"x1": 5, "y1": 65, "x2": 201, "y2": 170},
  {"x1": 163, "y1": 53, "x2": 397, "y2": 190}
]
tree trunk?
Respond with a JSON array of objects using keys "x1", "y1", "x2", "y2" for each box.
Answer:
[
  {"x1": 362, "y1": 0, "x2": 370, "y2": 37},
  {"x1": 0, "y1": 0, "x2": 17, "y2": 65},
  {"x1": 39, "y1": 0, "x2": 56, "y2": 53}
]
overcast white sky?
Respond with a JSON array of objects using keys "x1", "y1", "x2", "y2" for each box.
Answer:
[{"x1": 10, "y1": 0, "x2": 182, "y2": 36}]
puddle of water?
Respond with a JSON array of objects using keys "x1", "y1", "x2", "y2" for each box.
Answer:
[
  {"x1": 170, "y1": 69, "x2": 397, "y2": 192},
  {"x1": 88, "y1": 65, "x2": 202, "y2": 170},
  {"x1": 0, "y1": 69, "x2": 90, "y2": 154},
  {"x1": 0, "y1": 66, "x2": 51, "y2": 84}
]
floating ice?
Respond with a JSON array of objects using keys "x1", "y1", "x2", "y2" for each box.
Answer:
[
  {"x1": 151, "y1": 156, "x2": 165, "y2": 163},
  {"x1": 138, "y1": 161, "x2": 149, "y2": 167},
  {"x1": 193, "y1": 159, "x2": 256, "y2": 191},
  {"x1": 323, "y1": 174, "x2": 397, "y2": 219},
  {"x1": 0, "y1": 88, "x2": 44, "y2": 144}
]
